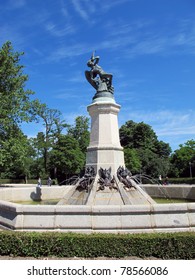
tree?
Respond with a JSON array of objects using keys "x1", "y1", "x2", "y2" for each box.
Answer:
[
  {"x1": 155, "y1": 140, "x2": 172, "y2": 158},
  {"x1": 0, "y1": 127, "x2": 34, "y2": 180},
  {"x1": 170, "y1": 139, "x2": 195, "y2": 177},
  {"x1": 49, "y1": 135, "x2": 85, "y2": 182},
  {"x1": 0, "y1": 41, "x2": 34, "y2": 130},
  {"x1": 120, "y1": 121, "x2": 158, "y2": 150},
  {"x1": 47, "y1": 116, "x2": 89, "y2": 182},
  {"x1": 137, "y1": 148, "x2": 170, "y2": 178},
  {"x1": 0, "y1": 41, "x2": 36, "y2": 179},
  {"x1": 31, "y1": 101, "x2": 68, "y2": 174},
  {"x1": 124, "y1": 148, "x2": 141, "y2": 174},
  {"x1": 119, "y1": 120, "x2": 136, "y2": 148},
  {"x1": 119, "y1": 120, "x2": 171, "y2": 177},
  {"x1": 25, "y1": 136, "x2": 45, "y2": 179},
  {"x1": 67, "y1": 116, "x2": 90, "y2": 154}
]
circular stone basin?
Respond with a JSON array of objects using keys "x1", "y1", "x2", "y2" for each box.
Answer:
[{"x1": 0, "y1": 184, "x2": 195, "y2": 233}]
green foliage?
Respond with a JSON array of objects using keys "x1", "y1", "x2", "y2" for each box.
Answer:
[
  {"x1": 0, "y1": 126, "x2": 34, "y2": 179},
  {"x1": 47, "y1": 115, "x2": 90, "y2": 181},
  {"x1": 170, "y1": 140, "x2": 195, "y2": 177},
  {"x1": 120, "y1": 120, "x2": 171, "y2": 177},
  {"x1": 0, "y1": 41, "x2": 37, "y2": 180},
  {"x1": 0, "y1": 231, "x2": 195, "y2": 259},
  {"x1": 0, "y1": 178, "x2": 25, "y2": 184},
  {"x1": 0, "y1": 41, "x2": 34, "y2": 127},
  {"x1": 138, "y1": 149, "x2": 170, "y2": 178},
  {"x1": 31, "y1": 102, "x2": 68, "y2": 173},
  {"x1": 49, "y1": 134, "x2": 85, "y2": 180},
  {"x1": 67, "y1": 116, "x2": 90, "y2": 154},
  {"x1": 124, "y1": 148, "x2": 141, "y2": 173},
  {"x1": 120, "y1": 121, "x2": 158, "y2": 151},
  {"x1": 168, "y1": 177, "x2": 195, "y2": 184},
  {"x1": 0, "y1": 178, "x2": 50, "y2": 185}
]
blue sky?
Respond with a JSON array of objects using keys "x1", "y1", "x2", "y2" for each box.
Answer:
[{"x1": 1, "y1": 0, "x2": 195, "y2": 152}]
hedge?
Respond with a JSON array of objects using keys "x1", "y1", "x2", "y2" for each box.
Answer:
[
  {"x1": 0, "y1": 179, "x2": 57, "y2": 185},
  {"x1": 168, "y1": 178, "x2": 195, "y2": 185},
  {"x1": 141, "y1": 177, "x2": 195, "y2": 185},
  {"x1": 0, "y1": 231, "x2": 195, "y2": 259},
  {"x1": 0, "y1": 179, "x2": 25, "y2": 184}
]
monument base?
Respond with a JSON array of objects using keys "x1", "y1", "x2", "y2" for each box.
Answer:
[
  {"x1": 86, "y1": 94, "x2": 125, "y2": 176},
  {"x1": 86, "y1": 146, "x2": 124, "y2": 175}
]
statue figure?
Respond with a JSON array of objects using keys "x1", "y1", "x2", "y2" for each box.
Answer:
[
  {"x1": 98, "y1": 167, "x2": 117, "y2": 191},
  {"x1": 77, "y1": 166, "x2": 96, "y2": 192},
  {"x1": 85, "y1": 52, "x2": 114, "y2": 94},
  {"x1": 117, "y1": 166, "x2": 136, "y2": 189}
]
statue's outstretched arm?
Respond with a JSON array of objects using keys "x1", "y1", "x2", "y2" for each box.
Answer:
[{"x1": 93, "y1": 56, "x2": 100, "y2": 65}]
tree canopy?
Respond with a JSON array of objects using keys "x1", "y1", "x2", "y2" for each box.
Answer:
[
  {"x1": 0, "y1": 41, "x2": 35, "y2": 180},
  {"x1": 170, "y1": 140, "x2": 195, "y2": 177},
  {"x1": 119, "y1": 120, "x2": 172, "y2": 177},
  {"x1": 0, "y1": 41, "x2": 34, "y2": 130}
]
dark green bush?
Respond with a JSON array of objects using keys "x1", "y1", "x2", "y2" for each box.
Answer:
[
  {"x1": 0, "y1": 231, "x2": 195, "y2": 259},
  {"x1": 168, "y1": 178, "x2": 195, "y2": 185},
  {"x1": 0, "y1": 179, "x2": 51, "y2": 185},
  {"x1": 0, "y1": 179, "x2": 25, "y2": 184},
  {"x1": 141, "y1": 177, "x2": 195, "y2": 185}
]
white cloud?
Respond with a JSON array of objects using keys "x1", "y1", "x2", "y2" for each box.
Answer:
[
  {"x1": 0, "y1": 25, "x2": 25, "y2": 49},
  {"x1": 43, "y1": 16, "x2": 195, "y2": 63},
  {"x1": 55, "y1": 92, "x2": 78, "y2": 100},
  {"x1": 45, "y1": 22, "x2": 75, "y2": 37},
  {"x1": 61, "y1": 1, "x2": 70, "y2": 19},
  {"x1": 157, "y1": 126, "x2": 195, "y2": 137},
  {"x1": 71, "y1": 0, "x2": 90, "y2": 21},
  {"x1": 70, "y1": 0, "x2": 131, "y2": 23},
  {"x1": 102, "y1": 0, "x2": 132, "y2": 11},
  {"x1": 6, "y1": 0, "x2": 26, "y2": 9},
  {"x1": 62, "y1": 106, "x2": 88, "y2": 125},
  {"x1": 101, "y1": 17, "x2": 195, "y2": 58},
  {"x1": 66, "y1": 72, "x2": 86, "y2": 83},
  {"x1": 119, "y1": 109, "x2": 195, "y2": 137}
]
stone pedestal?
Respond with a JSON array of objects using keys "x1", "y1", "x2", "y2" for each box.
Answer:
[{"x1": 86, "y1": 93, "x2": 125, "y2": 176}]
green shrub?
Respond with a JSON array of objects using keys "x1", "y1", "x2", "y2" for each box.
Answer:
[
  {"x1": 0, "y1": 231, "x2": 195, "y2": 259},
  {"x1": 0, "y1": 179, "x2": 52, "y2": 185},
  {"x1": 0, "y1": 179, "x2": 25, "y2": 184},
  {"x1": 168, "y1": 178, "x2": 195, "y2": 185}
]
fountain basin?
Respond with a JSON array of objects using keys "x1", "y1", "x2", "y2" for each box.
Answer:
[
  {"x1": 0, "y1": 184, "x2": 195, "y2": 233},
  {"x1": 142, "y1": 184, "x2": 195, "y2": 201}
]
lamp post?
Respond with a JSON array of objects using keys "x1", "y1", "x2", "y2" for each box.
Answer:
[{"x1": 189, "y1": 162, "x2": 192, "y2": 178}]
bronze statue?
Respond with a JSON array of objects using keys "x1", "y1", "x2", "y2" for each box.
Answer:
[
  {"x1": 98, "y1": 167, "x2": 117, "y2": 191},
  {"x1": 117, "y1": 166, "x2": 136, "y2": 189},
  {"x1": 85, "y1": 52, "x2": 114, "y2": 94},
  {"x1": 77, "y1": 166, "x2": 96, "y2": 192}
]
